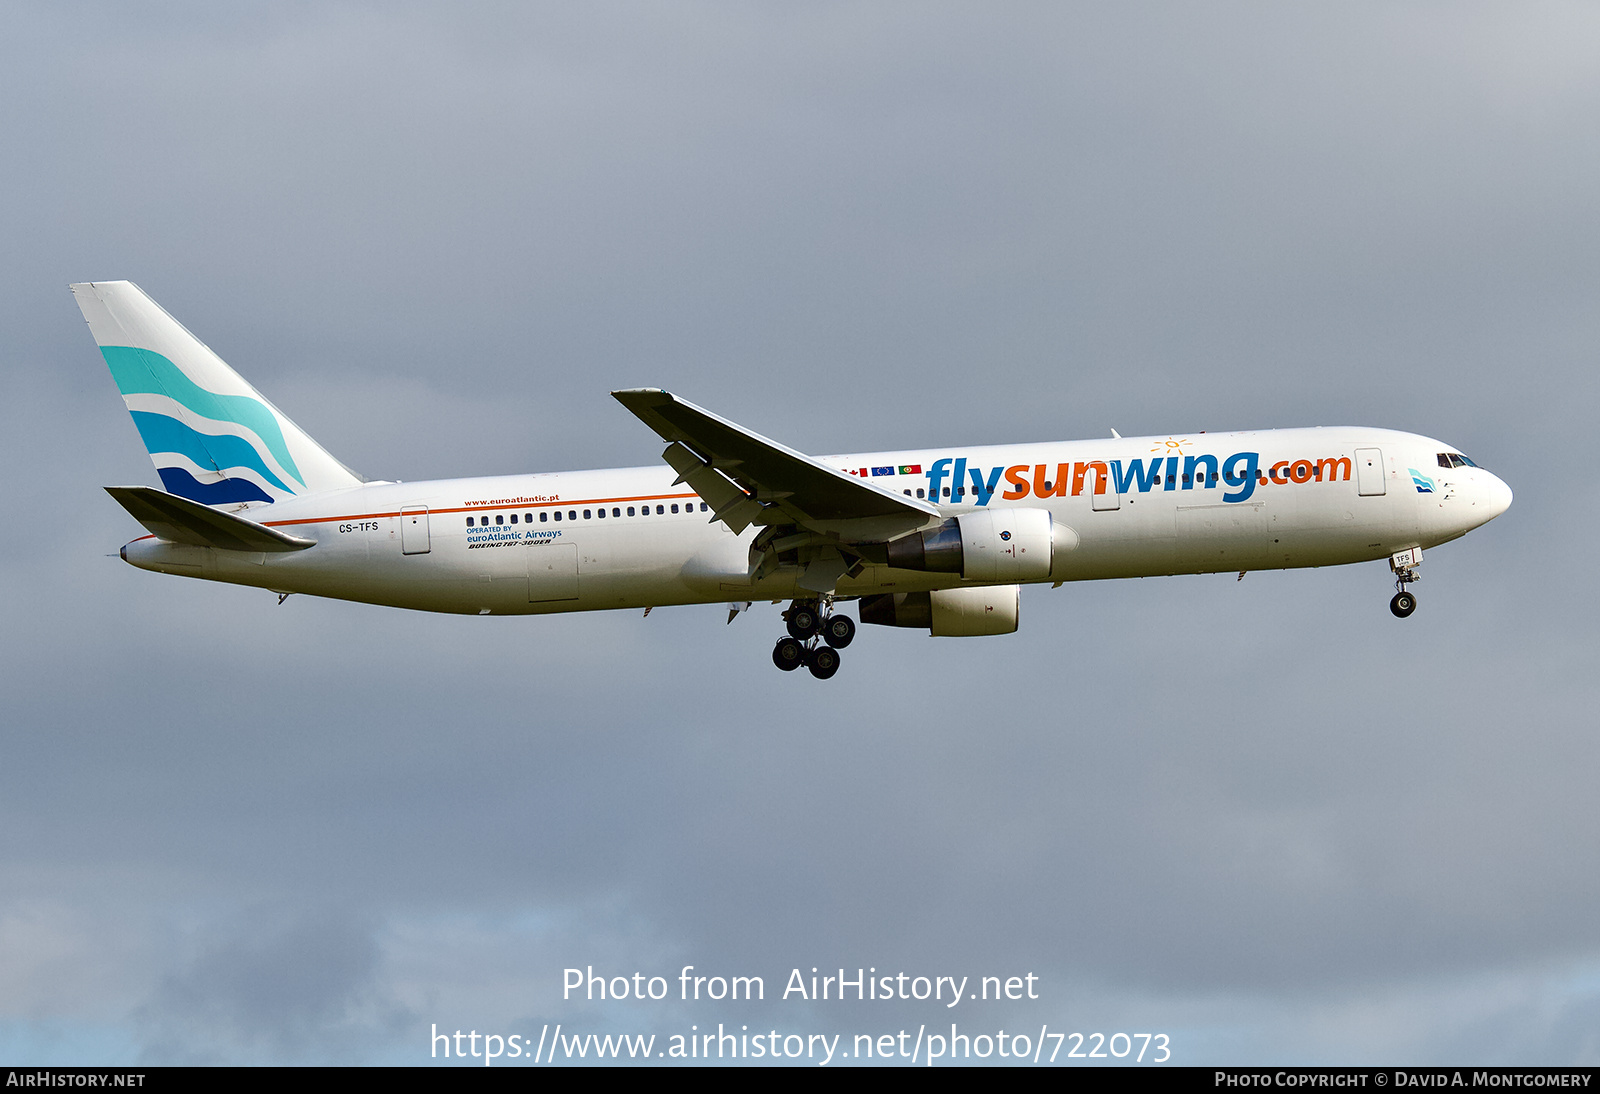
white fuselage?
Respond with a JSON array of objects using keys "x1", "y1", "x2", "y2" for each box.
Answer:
[{"x1": 119, "y1": 426, "x2": 1512, "y2": 615}]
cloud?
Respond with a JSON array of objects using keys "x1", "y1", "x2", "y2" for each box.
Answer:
[
  {"x1": 134, "y1": 908, "x2": 406, "y2": 1064},
  {"x1": 1, "y1": 0, "x2": 1596, "y2": 1065}
]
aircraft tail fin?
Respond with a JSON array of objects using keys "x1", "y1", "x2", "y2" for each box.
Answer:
[{"x1": 71, "y1": 281, "x2": 363, "y2": 506}]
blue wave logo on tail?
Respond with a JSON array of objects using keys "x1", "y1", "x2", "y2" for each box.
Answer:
[
  {"x1": 1409, "y1": 468, "x2": 1436, "y2": 494},
  {"x1": 154, "y1": 467, "x2": 276, "y2": 505},
  {"x1": 102, "y1": 346, "x2": 305, "y2": 505}
]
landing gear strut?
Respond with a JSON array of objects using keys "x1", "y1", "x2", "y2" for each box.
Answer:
[
  {"x1": 777, "y1": 598, "x2": 852, "y2": 678},
  {"x1": 1389, "y1": 548, "x2": 1421, "y2": 618}
]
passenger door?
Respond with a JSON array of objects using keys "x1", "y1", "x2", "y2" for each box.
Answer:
[
  {"x1": 400, "y1": 506, "x2": 430, "y2": 554},
  {"x1": 1355, "y1": 448, "x2": 1386, "y2": 497}
]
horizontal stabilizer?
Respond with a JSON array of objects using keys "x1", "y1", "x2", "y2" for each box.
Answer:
[{"x1": 105, "y1": 486, "x2": 315, "y2": 552}]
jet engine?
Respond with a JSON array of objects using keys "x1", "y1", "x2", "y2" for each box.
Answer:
[
  {"x1": 885, "y1": 508, "x2": 1054, "y2": 582},
  {"x1": 858, "y1": 585, "x2": 1020, "y2": 637}
]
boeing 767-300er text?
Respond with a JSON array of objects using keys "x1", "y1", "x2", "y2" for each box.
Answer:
[{"x1": 76, "y1": 281, "x2": 1513, "y2": 680}]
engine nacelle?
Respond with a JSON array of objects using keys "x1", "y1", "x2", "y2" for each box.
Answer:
[
  {"x1": 885, "y1": 508, "x2": 1054, "y2": 582},
  {"x1": 858, "y1": 585, "x2": 1020, "y2": 637}
]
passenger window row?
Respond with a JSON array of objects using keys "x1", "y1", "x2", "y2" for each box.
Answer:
[{"x1": 465, "y1": 502, "x2": 710, "y2": 527}]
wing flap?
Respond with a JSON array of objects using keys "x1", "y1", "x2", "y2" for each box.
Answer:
[
  {"x1": 106, "y1": 486, "x2": 315, "y2": 552},
  {"x1": 662, "y1": 442, "x2": 765, "y2": 534}
]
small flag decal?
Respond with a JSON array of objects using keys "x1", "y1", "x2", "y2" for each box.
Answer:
[
  {"x1": 899, "y1": 464, "x2": 921, "y2": 475},
  {"x1": 871, "y1": 466, "x2": 893, "y2": 477}
]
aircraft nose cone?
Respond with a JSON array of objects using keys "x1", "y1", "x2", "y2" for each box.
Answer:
[{"x1": 1484, "y1": 473, "x2": 1513, "y2": 519}]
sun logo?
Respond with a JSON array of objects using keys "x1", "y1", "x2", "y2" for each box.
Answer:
[{"x1": 1151, "y1": 437, "x2": 1192, "y2": 455}]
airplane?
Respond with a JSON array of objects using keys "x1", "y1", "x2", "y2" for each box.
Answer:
[{"x1": 74, "y1": 281, "x2": 1513, "y2": 680}]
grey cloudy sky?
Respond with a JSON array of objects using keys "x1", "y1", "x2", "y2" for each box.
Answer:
[{"x1": 3, "y1": 1, "x2": 1597, "y2": 1066}]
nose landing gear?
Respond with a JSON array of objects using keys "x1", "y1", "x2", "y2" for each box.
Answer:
[
  {"x1": 776, "y1": 598, "x2": 853, "y2": 678},
  {"x1": 1388, "y1": 547, "x2": 1421, "y2": 618}
]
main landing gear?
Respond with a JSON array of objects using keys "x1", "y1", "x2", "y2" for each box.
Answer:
[
  {"x1": 1389, "y1": 547, "x2": 1421, "y2": 618},
  {"x1": 772, "y1": 598, "x2": 855, "y2": 679}
]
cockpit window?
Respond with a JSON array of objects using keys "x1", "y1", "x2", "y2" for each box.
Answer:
[{"x1": 1437, "y1": 452, "x2": 1481, "y2": 470}]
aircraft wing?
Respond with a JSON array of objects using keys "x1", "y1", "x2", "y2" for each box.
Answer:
[
  {"x1": 106, "y1": 486, "x2": 316, "y2": 552},
  {"x1": 611, "y1": 389, "x2": 939, "y2": 543},
  {"x1": 613, "y1": 388, "x2": 941, "y2": 592}
]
